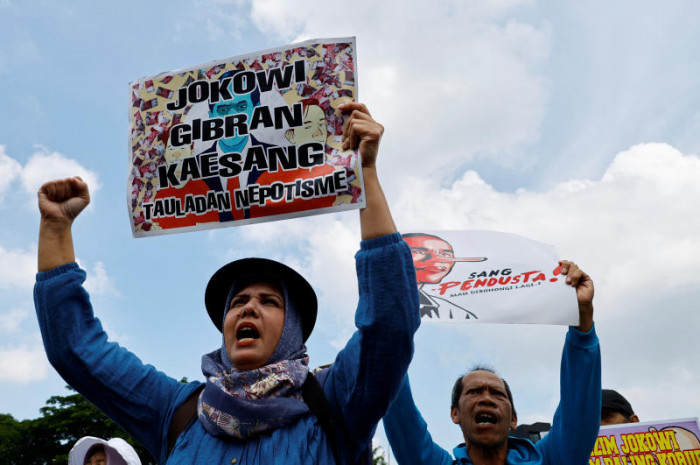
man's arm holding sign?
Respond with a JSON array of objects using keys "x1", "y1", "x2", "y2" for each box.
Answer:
[
  {"x1": 535, "y1": 260, "x2": 601, "y2": 465},
  {"x1": 563, "y1": 260, "x2": 594, "y2": 333}
]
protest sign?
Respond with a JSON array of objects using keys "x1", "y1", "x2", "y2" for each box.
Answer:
[
  {"x1": 591, "y1": 418, "x2": 700, "y2": 465},
  {"x1": 403, "y1": 230, "x2": 578, "y2": 324},
  {"x1": 127, "y1": 38, "x2": 363, "y2": 237}
]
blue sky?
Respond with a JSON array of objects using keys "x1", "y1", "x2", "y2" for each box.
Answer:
[{"x1": 2, "y1": 0, "x2": 700, "y2": 457}]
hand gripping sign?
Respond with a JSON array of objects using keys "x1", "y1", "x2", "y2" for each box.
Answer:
[
  {"x1": 402, "y1": 230, "x2": 579, "y2": 325},
  {"x1": 127, "y1": 38, "x2": 362, "y2": 237}
]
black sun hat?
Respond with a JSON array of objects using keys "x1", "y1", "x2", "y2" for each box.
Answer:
[{"x1": 204, "y1": 258, "x2": 318, "y2": 342}]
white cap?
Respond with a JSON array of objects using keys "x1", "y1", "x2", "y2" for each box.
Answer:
[{"x1": 68, "y1": 436, "x2": 142, "y2": 465}]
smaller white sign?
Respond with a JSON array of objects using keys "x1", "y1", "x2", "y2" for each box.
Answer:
[{"x1": 403, "y1": 230, "x2": 578, "y2": 325}]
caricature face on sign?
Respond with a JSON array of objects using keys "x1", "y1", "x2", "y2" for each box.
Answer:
[
  {"x1": 210, "y1": 91, "x2": 256, "y2": 153},
  {"x1": 402, "y1": 232, "x2": 488, "y2": 321},
  {"x1": 403, "y1": 233, "x2": 487, "y2": 286},
  {"x1": 404, "y1": 234, "x2": 457, "y2": 284},
  {"x1": 285, "y1": 99, "x2": 328, "y2": 146}
]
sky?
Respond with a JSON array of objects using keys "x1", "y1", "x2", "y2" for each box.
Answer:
[{"x1": 2, "y1": 0, "x2": 700, "y2": 458}]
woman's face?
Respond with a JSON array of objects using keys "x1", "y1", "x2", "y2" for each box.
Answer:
[{"x1": 223, "y1": 282, "x2": 285, "y2": 370}]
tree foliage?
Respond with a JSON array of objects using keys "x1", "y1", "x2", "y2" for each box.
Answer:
[
  {"x1": 0, "y1": 386, "x2": 154, "y2": 465},
  {"x1": 373, "y1": 445, "x2": 388, "y2": 465}
]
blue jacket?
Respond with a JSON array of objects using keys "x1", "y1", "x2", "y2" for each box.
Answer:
[
  {"x1": 34, "y1": 232, "x2": 420, "y2": 464},
  {"x1": 383, "y1": 326, "x2": 601, "y2": 465}
]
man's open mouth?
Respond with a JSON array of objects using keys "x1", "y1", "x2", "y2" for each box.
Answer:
[{"x1": 475, "y1": 413, "x2": 498, "y2": 424}]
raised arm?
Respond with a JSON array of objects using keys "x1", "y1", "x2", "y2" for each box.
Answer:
[
  {"x1": 323, "y1": 103, "x2": 420, "y2": 463},
  {"x1": 34, "y1": 177, "x2": 197, "y2": 461},
  {"x1": 339, "y1": 102, "x2": 397, "y2": 240},
  {"x1": 37, "y1": 176, "x2": 90, "y2": 272},
  {"x1": 560, "y1": 259, "x2": 594, "y2": 333},
  {"x1": 384, "y1": 376, "x2": 454, "y2": 465},
  {"x1": 537, "y1": 260, "x2": 601, "y2": 464}
]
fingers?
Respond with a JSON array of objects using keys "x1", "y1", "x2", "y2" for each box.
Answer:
[
  {"x1": 39, "y1": 177, "x2": 89, "y2": 203},
  {"x1": 338, "y1": 102, "x2": 371, "y2": 117},
  {"x1": 559, "y1": 260, "x2": 587, "y2": 287},
  {"x1": 339, "y1": 103, "x2": 383, "y2": 151}
]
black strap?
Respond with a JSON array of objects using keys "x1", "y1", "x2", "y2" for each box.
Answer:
[{"x1": 301, "y1": 372, "x2": 340, "y2": 463}]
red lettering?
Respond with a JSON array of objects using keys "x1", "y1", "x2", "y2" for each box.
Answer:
[
  {"x1": 438, "y1": 281, "x2": 460, "y2": 295},
  {"x1": 473, "y1": 278, "x2": 488, "y2": 289},
  {"x1": 460, "y1": 280, "x2": 474, "y2": 291},
  {"x1": 521, "y1": 270, "x2": 539, "y2": 283},
  {"x1": 533, "y1": 273, "x2": 546, "y2": 282}
]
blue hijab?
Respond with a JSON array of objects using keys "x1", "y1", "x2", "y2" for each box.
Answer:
[{"x1": 197, "y1": 272, "x2": 310, "y2": 439}]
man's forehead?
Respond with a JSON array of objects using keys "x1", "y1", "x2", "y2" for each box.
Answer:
[{"x1": 462, "y1": 370, "x2": 506, "y2": 389}]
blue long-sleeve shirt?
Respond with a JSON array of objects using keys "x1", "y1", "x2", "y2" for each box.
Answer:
[
  {"x1": 34, "y1": 232, "x2": 420, "y2": 464},
  {"x1": 384, "y1": 326, "x2": 601, "y2": 465}
]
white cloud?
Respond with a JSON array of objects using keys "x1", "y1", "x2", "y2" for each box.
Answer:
[
  {"x1": 0, "y1": 308, "x2": 28, "y2": 332},
  {"x1": 0, "y1": 344, "x2": 49, "y2": 383},
  {"x1": 247, "y1": 0, "x2": 550, "y2": 183},
  {"x1": 83, "y1": 260, "x2": 117, "y2": 296},
  {"x1": 392, "y1": 143, "x2": 700, "y2": 292},
  {"x1": 0, "y1": 145, "x2": 22, "y2": 201},
  {"x1": 0, "y1": 245, "x2": 36, "y2": 290},
  {"x1": 20, "y1": 146, "x2": 100, "y2": 201},
  {"x1": 0, "y1": 145, "x2": 99, "y2": 209}
]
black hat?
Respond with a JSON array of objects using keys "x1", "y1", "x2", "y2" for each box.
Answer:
[
  {"x1": 602, "y1": 389, "x2": 635, "y2": 417},
  {"x1": 205, "y1": 258, "x2": 318, "y2": 342}
]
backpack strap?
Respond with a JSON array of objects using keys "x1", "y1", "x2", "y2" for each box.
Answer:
[
  {"x1": 301, "y1": 372, "x2": 340, "y2": 463},
  {"x1": 166, "y1": 384, "x2": 204, "y2": 458}
]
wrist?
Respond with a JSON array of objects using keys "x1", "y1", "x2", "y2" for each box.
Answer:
[
  {"x1": 575, "y1": 302, "x2": 594, "y2": 332},
  {"x1": 362, "y1": 164, "x2": 378, "y2": 177},
  {"x1": 40, "y1": 216, "x2": 73, "y2": 232}
]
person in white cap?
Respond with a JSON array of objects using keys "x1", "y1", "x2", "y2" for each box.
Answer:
[{"x1": 69, "y1": 437, "x2": 141, "y2": 465}]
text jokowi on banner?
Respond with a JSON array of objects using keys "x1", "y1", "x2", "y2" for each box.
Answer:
[
  {"x1": 127, "y1": 38, "x2": 363, "y2": 237},
  {"x1": 591, "y1": 418, "x2": 700, "y2": 465},
  {"x1": 402, "y1": 230, "x2": 579, "y2": 325}
]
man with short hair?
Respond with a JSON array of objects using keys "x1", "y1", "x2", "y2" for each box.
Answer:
[
  {"x1": 384, "y1": 260, "x2": 601, "y2": 465},
  {"x1": 601, "y1": 389, "x2": 639, "y2": 425}
]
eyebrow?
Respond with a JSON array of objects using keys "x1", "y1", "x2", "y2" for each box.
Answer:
[{"x1": 233, "y1": 291, "x2": 283, "y2": 300}]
